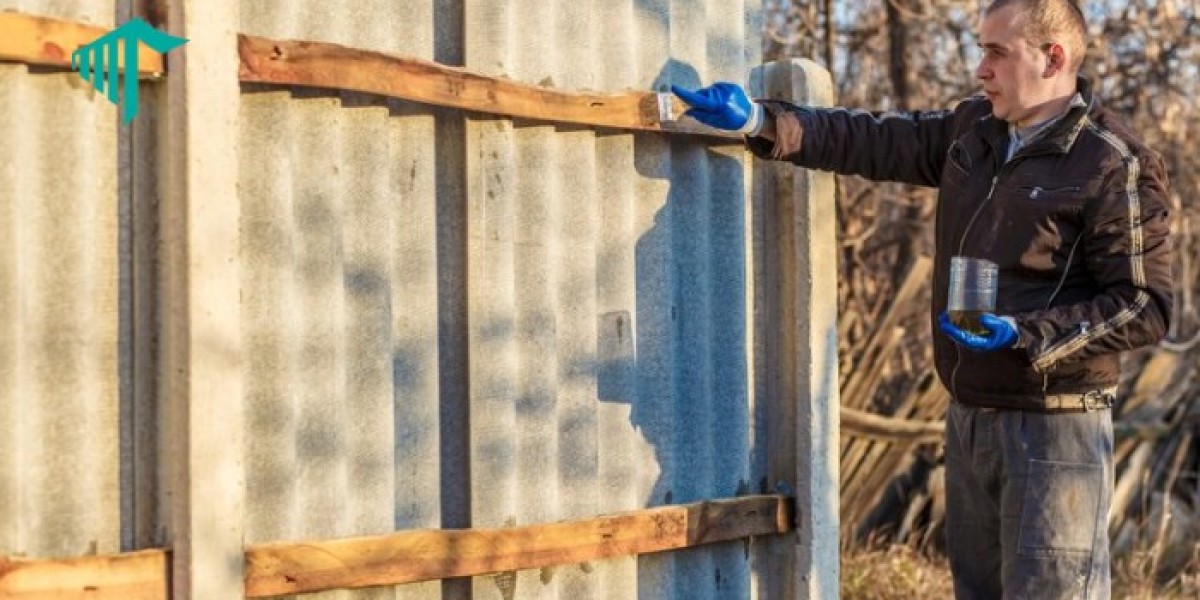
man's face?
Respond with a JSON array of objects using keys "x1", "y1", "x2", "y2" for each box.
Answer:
[{"x1": 976, "y1": 4, "x2": 1053, "y2": 125}]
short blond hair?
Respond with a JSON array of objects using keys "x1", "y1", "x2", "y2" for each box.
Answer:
[{"x1": 986, "y1": 0, "x2": 1088, "y2": 72}]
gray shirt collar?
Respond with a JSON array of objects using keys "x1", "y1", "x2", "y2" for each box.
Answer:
[{"x1": 1005, "y1": 92, "x2": 1087, "y2": 162}]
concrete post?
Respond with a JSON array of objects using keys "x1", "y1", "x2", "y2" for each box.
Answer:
[
  {"x1": 161, "y1": 2, "x2": 244, "y2": 598},
  {"x1": 751, "y1": 58, "x2": 839, "y2": 600}
]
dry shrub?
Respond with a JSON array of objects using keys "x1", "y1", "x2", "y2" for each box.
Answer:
[
  {"x1": 1113, "y1": 542, "x2": 1200, "y2": 599},
  {"x1": 842, "y1": 544, "x2": 954, "y2": 600},
  {"x1": 843, "y1": 541, "x2": 1200, "y2": 598}
]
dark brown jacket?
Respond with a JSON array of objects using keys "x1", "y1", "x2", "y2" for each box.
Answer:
[{"x1": 748, "y1": 78, "x2": 1173, "y2": 411}]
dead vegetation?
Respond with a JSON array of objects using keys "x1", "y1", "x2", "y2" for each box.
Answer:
[{"x1": 765, "y1": 0, "x2": 1200, "y2": 594}]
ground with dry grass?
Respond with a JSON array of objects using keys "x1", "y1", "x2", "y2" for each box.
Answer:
[
  {"x1": 842, "y1": 545, "x2": 1200, "y2": 599},
  {"x1": 842, "y1": 545, "x2": 955, "y2": 600}
]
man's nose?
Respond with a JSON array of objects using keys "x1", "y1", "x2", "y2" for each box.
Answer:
[{"x1": 976, "y1": 62, "x2": 991, "y2": 80}]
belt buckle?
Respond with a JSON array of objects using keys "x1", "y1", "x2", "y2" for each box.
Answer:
[{"x1": 1082, "y1": 389, "x2": 1115, "y2": 411}]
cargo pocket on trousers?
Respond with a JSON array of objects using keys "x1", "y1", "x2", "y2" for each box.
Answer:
[{"x1": 1018, "y1": 459, "x2": 1104, "y2": 558}]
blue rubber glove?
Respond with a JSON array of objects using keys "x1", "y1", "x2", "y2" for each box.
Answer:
[
  {"x1": 670, "y1": 82, "x2": 764, "y2": 134},
  {"x1": 938, "y1": 312, "x2": 1019, "y2": 352}
]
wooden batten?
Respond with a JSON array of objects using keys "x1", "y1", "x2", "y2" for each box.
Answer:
[
  {"x1": 0, "y1": 495, "x2": 792, "y2": 598},
  {"x1": 0, "y1": 11, "x2": 739, "y2": 136},
  {"x1": 234, "y1": 34, "x2": 735, "y2": 137},
  {"x1": 244, "y1": 495, "x2": 793, "y2": 597},
  {"x1": 0, "y1": 550, "x2": 169, "y2": 600},
  {"x1": 0, "y1": 12, "x2": 166, "y2": 76}
]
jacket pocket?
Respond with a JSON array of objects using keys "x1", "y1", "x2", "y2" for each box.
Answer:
[
  {"x1": 1018, "y1": 459, "x2": 1104, "y2": 557},
  {"x1": 946, "y1": 139, "x2": 972, "y2": 175},
  {"x1": 1016, "y1": 185, "x2": 1083, "y2": 201}
]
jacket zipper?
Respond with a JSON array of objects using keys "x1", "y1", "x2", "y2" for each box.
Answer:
[
  {"x1": 1022, "y1": 185, "x2": 1082, "y2": 200},
  {"x1": 956, "y1": 176, "x2": 999, "y2": 254},
  {"x1": 950, "y1": 175, "x2": 1000, "y2": 402},
  {"x1": 947, "y1": 125, "x2": 1076, "y2": 402},
  {"x1": 948, "y1": 140, "x2": 1042, "y2": 401}
]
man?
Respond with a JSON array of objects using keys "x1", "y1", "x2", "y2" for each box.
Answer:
[{"x1": 673, "y1": 0, "x2": 1172, "y2": 598}]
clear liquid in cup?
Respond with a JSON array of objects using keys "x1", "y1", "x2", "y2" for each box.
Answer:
[{"x1": 947, "y1": 257, "x2": 998, "y2": 336}]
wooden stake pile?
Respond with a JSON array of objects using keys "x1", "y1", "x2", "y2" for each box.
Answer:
[{"x1": 838, "y1": 211, "x2": 1200, "y2": 582}]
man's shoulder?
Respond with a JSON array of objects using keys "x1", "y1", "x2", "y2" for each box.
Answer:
[
  {"x1": 1081, "y1": 103, "x2": 1156, "y2": 160},
  {"x1": 1071, "y1": 104, "x2": 1168, "y2": 188},
  {"x1": 950, "y1": 94, "x2": 992, "y2": 119},
  {"x1": 944, "y1": 94, "x2": 994, "y2": 137}
]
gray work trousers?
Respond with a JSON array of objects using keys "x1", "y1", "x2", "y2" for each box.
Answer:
[{"x1": 944, "y1": 401, "x2": 1114, "y2": 600}]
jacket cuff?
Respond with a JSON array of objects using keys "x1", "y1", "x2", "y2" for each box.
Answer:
[
  {"x1": 737, "y1": 102, "x2": 765, "y2": 135},
  {"x1": 744, "y1": 100, "x2": 808, "y2": 158},
  {"x1": 1001, "y1": 316, "x2": 1025, "y2": 349},
  {"x1": 1015, "y1": 319, "x2": 1059, "y2": 373}
]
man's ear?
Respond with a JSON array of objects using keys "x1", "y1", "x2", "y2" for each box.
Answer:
[{"x1": 1044, "y1": 43, "x2": 1066, "y2": 76}]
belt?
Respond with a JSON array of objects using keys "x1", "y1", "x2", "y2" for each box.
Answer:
[
  {"x1": 1042, "y1": 386, "x2": 1118, "y2": 412},
  {"x1": 969, "y1": 386, "x2": 1118, "y2": 413}
]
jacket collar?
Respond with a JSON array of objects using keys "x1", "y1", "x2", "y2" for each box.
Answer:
[{"x1": 977, "y1": 76, "x2": 1095, "y2": 157}]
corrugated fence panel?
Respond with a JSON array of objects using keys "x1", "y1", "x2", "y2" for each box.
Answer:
[
  {"x1": 0, "y1": 0, "x2": 123, "y2": 559},
  {"x1": 463, "y1": 0, "x2": 761, "y2": 599},
  {"x1": 592, "y1": 3, "x2": 666, "y2": 599},
  {"x1": 2, "y1": 0, "x2": 770, "y2": 597},
  {"x1": 237, "y1": 1, "x2": 445, "y2": 599}
]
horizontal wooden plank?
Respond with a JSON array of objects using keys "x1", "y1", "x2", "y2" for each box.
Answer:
[
  {"x1": 0, "y1": 498, "x2": 788, "y2": 599},
  {"x1": 236, "y1": 34, "x2": 738, "y2": 138},
  {"x1": 0, "y1": 11, "x2": 166, "y2": 77},
  {"x1": 0, "y1": 11, "x2": 740, "y2": 137},
  {"x1": 245, "y1": 494, "x2": 793, "y2": 597},
  {"x1": 0, "y1": 549, "x2": 169, "y2": 600}
]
